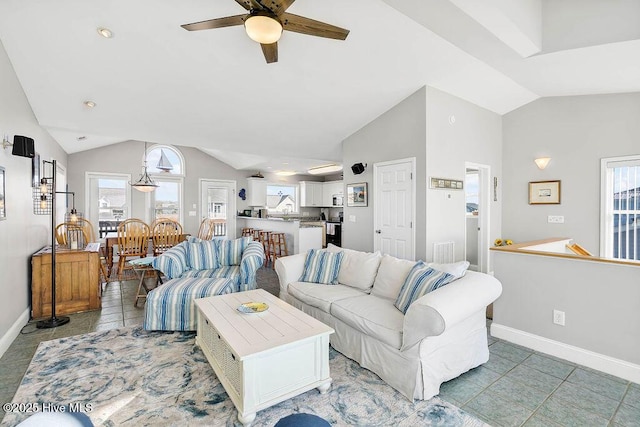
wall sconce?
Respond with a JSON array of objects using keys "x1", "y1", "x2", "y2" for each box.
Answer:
[
  {"x1": 351, "y1": 163, "x2": 367, "y2": 175},
  {"x1": 1, "y1": 135, "x2": 11, "y2": 150},
  {"x1": 534, "y1": 157, "x2": 551, "y2": 170}
]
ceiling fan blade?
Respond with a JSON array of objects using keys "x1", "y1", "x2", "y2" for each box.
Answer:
[
  {"x1": 181, "y1": 15, "x2": 246, "y2": 31},
  {"x1": 263, "y1": 0, "x2": 296, "y2": 16},
  {"x1": 261, "y1": 42, "x2": 278, "y2": 63},
  {"x1": 281, "y1": 13, "x2": 349, "y2": 40}
]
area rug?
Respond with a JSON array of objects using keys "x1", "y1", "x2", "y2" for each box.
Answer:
[{"x1": 2, "y1": 327, "x2": 487, "y2": 426}]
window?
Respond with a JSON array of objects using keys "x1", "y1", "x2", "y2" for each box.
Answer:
[
  {"x1": 145, "y1": 145, "x2": 184, "y2": 223},
  {"x1": 98, "y1": 178, "x2": 128, "y2": 221},
  {"x1": 267, "y1": 184, "x2": 298, "y2": 214},
  {"x1": 601, "y1": 155, "x2": 640, "y2": 261}
]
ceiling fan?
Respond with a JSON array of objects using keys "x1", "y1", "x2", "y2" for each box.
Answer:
[{"x1": 181, "y1": 0, "x2": 350, "y2": 63}]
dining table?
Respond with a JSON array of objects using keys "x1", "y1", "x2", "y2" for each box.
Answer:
[{"x1": 104, "y1": 232, "x2": 189, "y2": 277}]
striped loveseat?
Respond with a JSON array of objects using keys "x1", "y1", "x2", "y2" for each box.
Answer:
[{"x1": 143, "y1": 237, "x2": 264, "y2": 331}]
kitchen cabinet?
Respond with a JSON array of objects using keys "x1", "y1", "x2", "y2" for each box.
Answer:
[
  {"x1": 322, "y1": 181, "x2": 344, "y2": 206},
  {"x1": 31, "y1": 246, "x2": 101, "y2": 318},
  {"x1": 300, "y1": 181, "x2": 323, "y2": 207},
  {"x1": 247, "y1": 177, "x2": 267, "y2": 207}
]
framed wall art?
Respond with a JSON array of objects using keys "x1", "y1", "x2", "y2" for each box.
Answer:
[
  {"x1": 347, "y1": 182, "x2": 368, "y2": 207},
  {"x1": 529, "y1": 180, "x2": 561, "y2": 205},
  {"x1": 0, "y1": 166, "x2": 5, "y2": 220}
]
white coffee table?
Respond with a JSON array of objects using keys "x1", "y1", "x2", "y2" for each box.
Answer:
[{"x1": 195, "y1": 289, "x2": 334, "y2": 427}]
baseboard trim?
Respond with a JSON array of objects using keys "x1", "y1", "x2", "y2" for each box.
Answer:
[
  {"x1": 0, "y1": 309, "x2": 30, "y2": 358},
  {"x1": 491, "y1": 323, "x2": 640, "y2": 384}
]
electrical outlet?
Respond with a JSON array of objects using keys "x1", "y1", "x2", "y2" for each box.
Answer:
[
  {"x1": 553, "y1": 309, "x2": 565, "y2": 326},
  {"x1": 548, "y1": 215, "x2": 565, "y2": 223},
  {"x1": 349, "y1": 215, "x2": 356, "y2": 222}
]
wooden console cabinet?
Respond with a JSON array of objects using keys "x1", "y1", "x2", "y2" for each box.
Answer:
[{"x1": 31, "y1": 246, "x2": 101, "y2": 318}]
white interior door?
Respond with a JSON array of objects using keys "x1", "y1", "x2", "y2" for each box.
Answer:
[
  {"x1": 373, "y1": 158, "x2": 416, "y2": 260},
  {"x1": 200, "y1": 179, "x2": 236, "y2": 239}
]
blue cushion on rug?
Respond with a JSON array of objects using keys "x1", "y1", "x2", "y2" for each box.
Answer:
[
  {"x1": 16, "y1": 411, "x2": 93, "y2": 426},
  {"x1": 275, "y1": 413, "x2": 330, "y2": 427}
]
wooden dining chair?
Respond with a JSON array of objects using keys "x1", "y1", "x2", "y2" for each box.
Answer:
[
  {"x1": 152, "y1": 218, "x2": 183, "y2": 256},
  {"x1": 197, "y1": 218, "x2": 214, "y2": 240},
  {"x1": 116, "y1": 218, "x2": 150, "y2": 280},
  {"x1": 74, "y1": 218, "x2": 111, "y2": 289},
  {"x1": 55, "y1": 222, "x2": 89, "y2": 248}
]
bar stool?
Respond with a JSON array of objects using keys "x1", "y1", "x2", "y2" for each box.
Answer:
[
  {"x1": 241, "y1": 227, "x2": 253, "y2": 237},
  {"x1": 252, "y1": 229, "x2": 261, "y2": 241},
  {"x1": 258, "y1": 230, "x2": 271, "y2": 266},
  {"x1": 268, "y1": 232, "x2": 289, "y2": 269}
]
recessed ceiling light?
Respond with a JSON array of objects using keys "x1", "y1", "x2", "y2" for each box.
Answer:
[
  {"x1": 282, "y1": 162, "x2": 289, "y2": 165},
  {"x1": 276, "y1": 171, "x2": 297, "y2": 176},
  {"x1": 97, "y1": 27, "x2": 113, "y2": 38},
  {"x1": 83, "y1": 100, "x2": 96, "y2": 108}
]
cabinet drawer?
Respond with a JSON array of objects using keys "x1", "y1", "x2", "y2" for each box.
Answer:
[{"x1": 198, "y1": 315, "x2": 243, "y2": 395}]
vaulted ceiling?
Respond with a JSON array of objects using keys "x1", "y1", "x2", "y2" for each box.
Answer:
[{"x1": 0, "y1": 0, "x2": 638, "y2": 174}]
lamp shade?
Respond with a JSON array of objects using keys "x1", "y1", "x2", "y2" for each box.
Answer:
[{"x1": 245, "y1": 13, "x2": 282, "y2": 44}]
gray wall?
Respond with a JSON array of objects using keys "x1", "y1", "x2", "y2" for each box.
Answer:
[
  {"x1": 493, "y1": 251, "x2": 640, "y2": 366},
  {"x1": 0, "y1": 40, "x2": 67, "y2": 351},
  {"x1": 341, "y1": 86, "x2": 503, "y2": 263},
  {"x1": 68, "y1": 142, "x2": 249, "y2": 236},
  {"x1": 342, "y1": 87, "x2": 427, "y2": 258},
  {"x1": 502, "y1": 93, "x2": 640, "y2": 255},
  {"x1": 425, "y1": 87, "x2": 503, "y2": 264}
]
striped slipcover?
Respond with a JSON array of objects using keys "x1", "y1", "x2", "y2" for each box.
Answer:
[{"x1": 143, "y1": 277, "x2": 234, "y2": 331}]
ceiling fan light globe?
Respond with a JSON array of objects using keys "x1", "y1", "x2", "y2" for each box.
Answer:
[{"x1": 244, "y1": 15, "x2": 282, "y2": 44}]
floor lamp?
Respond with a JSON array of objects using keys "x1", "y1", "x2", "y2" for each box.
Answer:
[{"x1": 33, "y1": 159, "x2": 75, "y2": 329}]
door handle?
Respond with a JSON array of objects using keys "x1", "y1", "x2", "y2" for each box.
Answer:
[{"x1": 375, "y1": 230, "x2": 381, "y2": 234}]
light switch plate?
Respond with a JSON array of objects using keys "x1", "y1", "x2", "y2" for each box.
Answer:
[
  {"x1": 188, "y1": 211, "x2": 196, "y2": 217},
  {"x1": 349, "y1": 215, "x2": 356, "y2": 222},
  {"x1": 548, "y1": 215, "x2": 564, "y2": 223}
]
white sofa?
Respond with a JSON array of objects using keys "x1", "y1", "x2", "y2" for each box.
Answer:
[{"x1": 275, "y1": 247, "x2": 502, "y2": 400}]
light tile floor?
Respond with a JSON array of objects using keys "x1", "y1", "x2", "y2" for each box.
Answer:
[{"x1": 1, "y1": 267, "x2": 638, "y2": 426}]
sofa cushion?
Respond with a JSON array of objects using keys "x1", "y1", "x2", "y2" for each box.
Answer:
[
  {"x1": 330, "y1": 295, "x2": 404, "y2": 350},
  {"x1": 326, "y1": 244, "x2": 382, "y2": 291},
  {"x1": 218, "y1": 237, "x2": 252, "y2": 266},
  {"x1": 427, "y1": 260, "x2": 470, "y2": 279},
  {"x1": 187, "y1": 240, "x2": 220, "y2": 270},
  {"x1": 152, "y1": 242, "x2": 188, "y2": 279},
  {"x1": 288, "y1": 282, "x2": 365, "y2": 313},
  {"x1": 395, "y1": 262, "x2": 455, "y2": 314},
  {"x1": 299, "y1": 249, "x2": 344, "y2": 285},
  {"x1": 371, "y1": 254, "x2": 417, "y2": 300}
]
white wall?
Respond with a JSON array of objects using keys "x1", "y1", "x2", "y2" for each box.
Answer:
[
  {"x1": 425, "y1": 86, "x2": 502, "y2": 264},
  {"x1": 342, "y1": 87, "x2": 427, "y2": 258},
  {"x1": 502, "y1": 93, "x2": 640, "y2": 254},
  {"x1": 0, "y1": 40, "x2": 67, "y2": 354}
]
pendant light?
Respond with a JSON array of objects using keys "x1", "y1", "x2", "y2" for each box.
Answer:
[{"x1": 130, "y1": 141, "x2": 158, "y2": 192}]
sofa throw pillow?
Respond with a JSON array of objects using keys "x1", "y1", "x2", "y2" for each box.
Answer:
[
  {"x1": 152, "y1": 241, "x2": 188, "y2": 279},
  {"x1": 218, "y1": 237, "x2": 252, "y2": 266},
  {"x1": 427, "y1": 260, "x2": 470, "y2": 279},
  {"x1": 299, "y1": 249, "x2": 344, "y2": 285},
  {"x1": 371, "y1": 255, "x2": 417, "y2": 300},
  {"x1": 187, "y1": 240, "x2": 220, "y2": 270},
  {"x1": 326, "y1": 244, "x2": 382, "y2": 291},
  {"x1": 394, "y1": 261, "x2": 455, "y2": 314}
]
